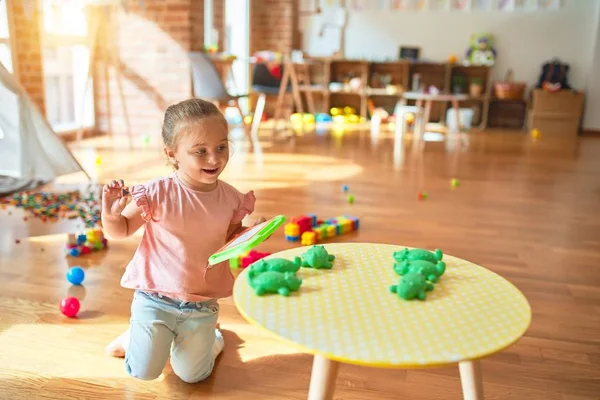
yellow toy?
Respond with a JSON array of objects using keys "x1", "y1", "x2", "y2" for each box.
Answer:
[
  {"x1": 531, "y1": 128, "x2": 541, "y2": 139},
  {"x1": 301, "y1": 231, "x2": 317, "y2": 246}
]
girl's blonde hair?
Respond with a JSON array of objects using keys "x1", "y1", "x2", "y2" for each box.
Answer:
[{"x1": 162, "y1": 98, "x2": 227, "y2": 149}]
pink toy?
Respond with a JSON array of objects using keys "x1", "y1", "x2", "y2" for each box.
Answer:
[{"x1": 241, "y1": 250, "x2": 272, "y2": 268}]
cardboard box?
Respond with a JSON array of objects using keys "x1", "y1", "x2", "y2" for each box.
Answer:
[
  {"x1": 531, "y1": 89, "x2": 584, "y2": 116},
  {"x1": 527, "y1": 112, "x2": 581, "y2": 137}
]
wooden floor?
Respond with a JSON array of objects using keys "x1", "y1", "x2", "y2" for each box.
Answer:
[{"x1": 1, "y1": 127, "x2": 600, "y2": 399}]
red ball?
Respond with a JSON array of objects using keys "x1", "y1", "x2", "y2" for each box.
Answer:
[
  {"x1": 60, "y1": 297, "x2": 80, "y2": 317},
  {"x1": 80, "y1": 246, "x2": 91, "y2": 255}
]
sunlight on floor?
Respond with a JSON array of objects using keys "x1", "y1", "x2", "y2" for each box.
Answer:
[
  {"x1": 0, "y1": 323, "x2": 131, "y2": 379},
  {"x1": 64, "y1": 138, "x2": 364, "y2": 191},
  {"x1": 221, "y1": 323, "x2": 303, "y2": 363}
]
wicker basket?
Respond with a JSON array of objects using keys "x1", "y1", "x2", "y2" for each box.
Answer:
[{"x1": 494, "y1": 70, "x2": 526, "y2": 100}]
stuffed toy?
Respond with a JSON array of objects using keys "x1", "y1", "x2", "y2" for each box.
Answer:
[
  {"x1": 465, "y1": 33, "x2": 496, "y2": 66},
  {"x1": 537, "y1": 58, "x2": 571, "y2": 91}
]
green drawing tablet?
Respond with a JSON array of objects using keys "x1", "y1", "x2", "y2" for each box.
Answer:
[{"x1": 208, "y1": 215, "x2": 286, "y2": 265}]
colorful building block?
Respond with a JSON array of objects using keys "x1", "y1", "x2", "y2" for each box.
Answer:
[
  {"x1": 292, "y1": 215, "x2": 313, "y2": 234},
  {"x1": 284, "y1": 222, "x2": 300, "y2": 236},
  {"x1": 301, "y1": 231, "x2": 316, "y2": 245},
  {"x1": 285, "y1": 214, "x2": 360, "y2": 244},
  {"x1": 241, "y1": 250, "x2": 272, "y2": 268}
]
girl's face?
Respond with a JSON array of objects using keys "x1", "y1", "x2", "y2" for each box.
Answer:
[{"x1": 166, "y1": 116, "x2": 230, "y2": 191}]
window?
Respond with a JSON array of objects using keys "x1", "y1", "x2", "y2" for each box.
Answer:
[
  {"x1": 42, "y1": 0, "x2": 94, "y2": 131},
  {"x1": 0, "y1": 0, "x2": 12, "y2": 72}
]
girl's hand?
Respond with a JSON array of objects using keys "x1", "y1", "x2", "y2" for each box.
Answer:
[
  {"x1": 253, "y1": 217, "x2": 267, "y2": 226},
  {"x1": 102, "y1": 179, "x2": 130, "y2": 219}
]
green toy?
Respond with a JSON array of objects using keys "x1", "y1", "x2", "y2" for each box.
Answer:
[
  {"x1": 394, "y1": 259, "x2": 446, "y2": 283},
  {"x1": 250, "y1": 257, "x2": 302, "y2": 274},
  {"x1": 248, "y1": 270, "x2": 302, "y2": 296},
  {"x1": 301, "y1": 245, "x2": 336, "y2": 269},
  {"x1": 465, "y1": 33, "x2": 496, "y2": 66},
  {"x1": 393, "y1": 248, "x2": 444, "y2": 264},
  {"x1": 390, "y1": 273, "x2": 434, "y2": 300},
  {"x1": 208, "y1": 215, "x2": 286, "y2": 265}
]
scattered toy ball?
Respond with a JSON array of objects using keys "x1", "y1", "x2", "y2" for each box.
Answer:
[
  {"x1": 342, "y1": 184, "x2": 349, "y2": 192},
  {"x1": 60, "y1": 297, "x2": 80, "y2": 317},
  {"x1": 347, "y1": 194, "x2": 355, "y2": 204},
  {"x1": 451, "y1": 179, "x2": 460, "y2": 188},
  {"x1": 67, "y1": 266, "x2": 85, "y2": 285},
  {"x1": 418, "y1": 191, "x2": 428, "y2": 200},
  {"x1": 65, "y1": 230, "x2": 108, "y2": 257},
  {"x1": 531, "y1": 128, "x2": 541, "y2": 139},
  {"x1": 0, "y1": 189, "x2": 102, "y2": 228}
]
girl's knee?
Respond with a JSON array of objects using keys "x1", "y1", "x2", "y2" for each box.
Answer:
[
  {"x1": 125, "y1": 359, "x2": 163, "y2": 381},
  {"x1": 173, "y1": 362, "x2": 215, "y2": 383}
]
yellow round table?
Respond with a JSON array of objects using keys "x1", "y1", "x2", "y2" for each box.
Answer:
[{"x1": 233, "y1": 243, "x2": 531, "y2": 400}]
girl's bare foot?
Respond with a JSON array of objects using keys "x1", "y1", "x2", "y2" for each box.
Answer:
[{"x1": 105, "y1": 329, "x2": 130, "y2": 358}]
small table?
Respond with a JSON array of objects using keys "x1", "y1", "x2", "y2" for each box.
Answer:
[
  {"x1": 399, "y1": 92, "x2": 469, "y2": 136},
  {"x1": 233, "y1": 243, "x2": 531, "y2": 400}
]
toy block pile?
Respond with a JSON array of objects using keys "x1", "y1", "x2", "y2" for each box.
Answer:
[
  {"x1": 230, "y1": 249, "x2": 272, "y2": 269},
  {"x1": 284, "y1": 214, "x2": 360, "y2": 245},
  {"x1": 65, "y1": 229, "x2": 108, "y2": 257}
]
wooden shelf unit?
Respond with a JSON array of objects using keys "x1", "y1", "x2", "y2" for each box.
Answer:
[{"x1": 302, "y1": 58, "x2": 492, "y2": 128}]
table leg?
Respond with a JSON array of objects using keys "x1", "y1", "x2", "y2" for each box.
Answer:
[
  {"x1": 451, "y1": 100, "x2": 461, "y2": 134},
  {"x1": 307, "y1": 355, "x2": 339, "y2": 400},
  {"x1": 459, "y1": 360, "x2": 484, "y2": 400}
]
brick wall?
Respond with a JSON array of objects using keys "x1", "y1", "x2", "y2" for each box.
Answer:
[
  {"x1": 190, "y1": 0, "x2": 204, "y2": 51},
  {"x1": 8, "y1": 0, "x2": 45, "y2": 113},
  {"x1": 250, "y1": 0, "x2": 297, "y2": 54},
  {"x1": 94, "y1": 0, "x2": 194, "y2": 139}
]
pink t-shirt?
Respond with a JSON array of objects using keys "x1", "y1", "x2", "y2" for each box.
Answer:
[{"x1": 120, "y1": 173, "x2": 255, "y2": 301}]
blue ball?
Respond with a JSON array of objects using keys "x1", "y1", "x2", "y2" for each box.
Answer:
[
  {"x1": 342, "y1": 184, "x2": 349, "y2": 192},
  {"x1": 315, "y1": 113, "x2": 332, "y2": 123},
  {"x1": 68, "y1": 247, "x2": 80, "y2": 257},
  {"x1": 77, "y1": 234, "x2": 87, "y2": 246},
  {"x1": 67, "y1": 266, "x2": 85, "y2": 285}
]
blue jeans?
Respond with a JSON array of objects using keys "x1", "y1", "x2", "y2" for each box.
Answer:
[{"x1": 125, "y1": 290, "x2": 220, "y2": 383}]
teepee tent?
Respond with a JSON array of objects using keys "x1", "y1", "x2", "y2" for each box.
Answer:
[{"x1": 0, "y1": 61, "x2": 88, "y2": 194}]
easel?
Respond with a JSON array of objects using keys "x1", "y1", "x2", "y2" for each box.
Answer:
[
  {"x1": 76, "y1": 4, "x2": 133, "y2": 149},
  {"x1": 271, "y1": 56, "x2": 323, "y2": 133}
]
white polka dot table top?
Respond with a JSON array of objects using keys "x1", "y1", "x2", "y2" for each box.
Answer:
[{"x1": 233, "y1": 243, "x2": 532, "y2": 368}]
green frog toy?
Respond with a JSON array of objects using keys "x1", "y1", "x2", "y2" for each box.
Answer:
[
  {"x1": 390, "y1": 273, "x2": 434, "y2": 300},
  {"x1": 393, "y1": 248, "x2": 444, "y2": 264},
  {"x1": 248, "y1": 269, "x2": 302, "y2": 296},
  {"x1": 301, "y1": 245, "x2": 336, "y2": 269},
  {"x1": 250, "y1": 257, "x2": 302, "y2": 274},
  {"x1": 393, "y1": 259, "x2": 446, "y2": 283}
]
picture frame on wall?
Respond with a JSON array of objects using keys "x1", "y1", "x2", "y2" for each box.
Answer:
[
  {"x1": 497, "y1": 0, "x2": 515, "y2": 11},
  {"x1": 472, "y1": 0, "x2": 493, "y2": 10},
  {"x1": 450, "y1": 0, "x2": 471, "y2": 11},
  {"x1": 538, "y1": 0, "x2": 561, "y2": 11},
  {"x1": 428, "y1": 0, "x2": 449, "y2": 10},
  {"x1": 515, "y1": 0, "x2": 538, "y2": 10},
  {"x1": 399, "y1": 46, "x2": 420, "y2": 61},
  {"x1": 390, "y1": 0, "x2": 426, "y2": 11}
]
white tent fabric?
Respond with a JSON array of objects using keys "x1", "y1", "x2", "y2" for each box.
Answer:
[{"x1": 0, "y1": 61, "x2": 85, "y2": 194}]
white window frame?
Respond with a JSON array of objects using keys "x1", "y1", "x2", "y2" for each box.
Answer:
[
  {"x1": 41, "y1": 1, "x2": 94, "y2": 133},
  {"x1": 0, "y1": 0, "x2": 18, "y2": 76}
]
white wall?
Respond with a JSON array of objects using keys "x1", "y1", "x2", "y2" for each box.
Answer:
[{"x1": 300, "y1": 0, "x2": 600, "y2": 129}]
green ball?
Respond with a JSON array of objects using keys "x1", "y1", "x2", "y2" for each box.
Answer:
[
  {"x1": 347, "y1": 194, "x2": 355, "y2": 204},
  {"x1": 451, "y1": 178, "x2": 460, "y2": 188}
]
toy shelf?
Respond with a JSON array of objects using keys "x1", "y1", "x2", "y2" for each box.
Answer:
[{"x1": 294, "y1": 56, "x2": 493, "y2": 128}]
